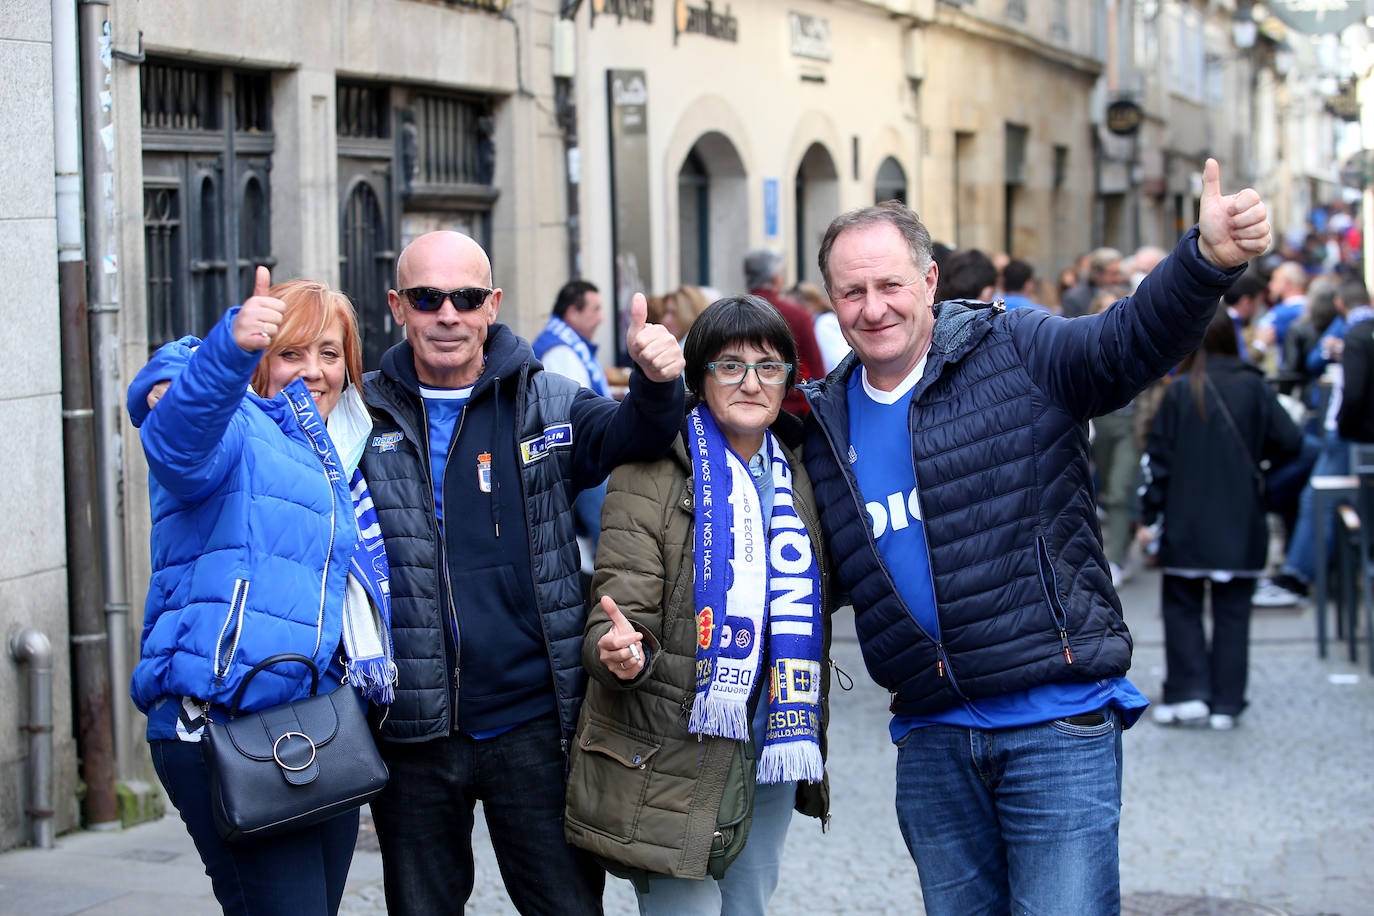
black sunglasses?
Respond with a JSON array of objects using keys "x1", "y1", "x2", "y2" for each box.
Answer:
[{"x1": 397, "y1": 286, "x2": 493, "y2": 312}]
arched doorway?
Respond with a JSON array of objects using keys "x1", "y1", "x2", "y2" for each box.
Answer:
[
  {"x1": 677, "y1": 131, "x2": 748, "y2": 295},
  {"x1": 875, "y1": 156, "x2": 907, "y2": 205},
  {"x1": 794, "y1": 143, "x2": 838, "y2": 286}
]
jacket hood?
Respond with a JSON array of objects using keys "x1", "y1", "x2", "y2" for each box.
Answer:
[
  {"x1": 379, "y1": 323, "x2": 535, "y2": 397},
  {"x1": 128, "y1": 335, "x2": 198, "y2": 428}
]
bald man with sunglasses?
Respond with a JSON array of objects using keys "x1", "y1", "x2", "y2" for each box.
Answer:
[{"x1": 360, "y1": 231, "x2": 685, "y2": 915}]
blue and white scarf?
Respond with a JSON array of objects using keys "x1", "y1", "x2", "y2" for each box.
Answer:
[
  {"x1": 532, "y1": 315, "x2": 610, "y2": 396},
  {"x1": 327, "y1": 387, "x2": 397, "y2": 705},
  {"x1": 688, "y1": 405, "x2": 824, "y2": 784}
]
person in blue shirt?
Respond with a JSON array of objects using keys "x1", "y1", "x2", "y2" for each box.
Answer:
[
  {"x1": 999, "y1": 258, "x2": 1048, "y2": 311},
  {"x1": 359, "y1": 231, "x2": 686, "y2": 915},
  {"x1": 801, "y1": 159, "x2": 1272, "y2": 916}
]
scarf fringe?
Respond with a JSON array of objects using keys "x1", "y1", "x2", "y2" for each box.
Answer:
[
  {"x1": 347, "y1": 656, "x2": 397, "y2": 706},
  {"x1": 687, "y1": 696, "x2": 752, "y2": 741},
  {"x1": 758, "y1": 742, "x2": 824, "y2": 785}
]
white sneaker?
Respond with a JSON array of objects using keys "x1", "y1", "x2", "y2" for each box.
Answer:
[
  {"x1": 1209, "y1": 713, "x2": 1237, "y2": 730},
  {"x1": 1110, "y1": 562, "x2": 1124, "y2": 589},
  {"x1": 1252, "y1": 582, "x2": 1304, "y2": 608},
  {"x1": 1151, "y1": 699, "x2": 1209, "y2": 726}
]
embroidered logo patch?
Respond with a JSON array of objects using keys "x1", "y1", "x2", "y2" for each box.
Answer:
[
  {"x1": 773, "y1": 659, "x2": 822, "y2": 704},
  {"x1": 519, "y1": 422, "x2": 575, "y2": 465},
  {"x1": 371, "y1": 430, "x2": 405, "y2": 453}
]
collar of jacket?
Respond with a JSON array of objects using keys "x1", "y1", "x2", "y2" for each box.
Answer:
[
  {"x1": 801, "y1": 298, "x2": 1001, "y2": 405},
  {"x1": 377, "y1": 323, "x2": 537, "y2": 401}
]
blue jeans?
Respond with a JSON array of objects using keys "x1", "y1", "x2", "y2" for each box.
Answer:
[
  {"x1": 894, "y1": 711, "x2": 1123, "y2": 916},
  {"x1": 634, "y1": 778, "x2": 796, "y2": 916},
  {"x1": 1281, "y1": 431, "x2": 1351, "y2": 584},
  {"x1": 150, "y1": 739, "x2": 359, "y2": 916},
  {"x1": 369, "y1": 712, "x2": 605, "y2": 915}
]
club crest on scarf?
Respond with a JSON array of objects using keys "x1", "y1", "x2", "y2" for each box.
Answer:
[{"x1": 688, "y1": 404, "x2": 824, "y2": 784}]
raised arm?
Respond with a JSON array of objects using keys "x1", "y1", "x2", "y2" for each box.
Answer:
[
  {"x1": 1013, "y1": 160, "x2": 1269, "y2": 418},
  {"x1": 130, "y1": 267, "x2": 286, "y2": 502}
]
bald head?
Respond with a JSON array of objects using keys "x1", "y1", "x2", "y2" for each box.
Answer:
[
  {"x1": 387, "y1": 230, "x2": 502, "y2": 388},
  {"x1": 397, "y1": 231, "x2": 494, "y2": 289}
]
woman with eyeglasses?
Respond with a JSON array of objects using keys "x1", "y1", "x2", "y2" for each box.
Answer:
[
  {"x1": 564, "y1": 295, "x2": 834, "y2": 915},
  {"x1": 126, "y1": 268, "x2": 395, "y2": 915}
]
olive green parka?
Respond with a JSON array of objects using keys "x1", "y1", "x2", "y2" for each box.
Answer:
[{"x1": 564, "y1": 415, "x2": 833, "y2": 880}]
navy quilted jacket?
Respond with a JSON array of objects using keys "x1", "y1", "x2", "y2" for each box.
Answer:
[{"x1": 802, "y1": 228, "x2": 1241, "y2": 716}]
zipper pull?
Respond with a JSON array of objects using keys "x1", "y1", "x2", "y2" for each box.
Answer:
[
  {"x1": 454, "y1": 666, "x2": 461, "y2": 689},
  {"x1": 937, "y1": 657, "x2": 946, "y2": 678},
  {"x1": 830, "y1": 659, "x2": 854, "y2": 692},
  {"x1": 1059, "y1": 629, "x2": 1074, "y2": 664}
]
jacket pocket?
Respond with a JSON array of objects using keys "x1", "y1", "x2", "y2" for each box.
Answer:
[
  {"x1": 213, "y1": 578, "x2": 250, "y2": 680},
  {"x1": 707, "y1": 738, "x2": 757, "y2": 880},
  {"x1": 1035, "y1": 537, "x2": 1075, "y2": 665},
  {"x1": 565, "y1": 715, "x2": 661, "y2": 843}
]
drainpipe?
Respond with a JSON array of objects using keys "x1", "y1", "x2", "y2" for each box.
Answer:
[
  {"x1": 11, "y1": 630, "x2": 55, "y2": 849},
  {"x1": 56, "y1": 0, "x2": 119, "y2": 827},
  {"x1": 78, "y1": 0, "x2": 133, "y2": 781},
  {"x1": 554, "y1": 0, "x2": 582, "y2": 278}
]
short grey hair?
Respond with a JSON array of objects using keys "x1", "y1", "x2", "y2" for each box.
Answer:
[
  {"x1": 1087, "y1": 247, "x2": 1123, "y2": 281},
  {"x1": 743, "y1": 248, "x2": 785, "y2": 291},
  {"x1": 817, "y1": 201, "x2": 932, "y2": 294}
]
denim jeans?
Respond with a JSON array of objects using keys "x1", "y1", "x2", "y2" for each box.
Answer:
[
  {"x1": 1161, "y1": 574, "x2": 1255, "y2": 715},
  {"x1": 149, "y1": 739, "x2": 359, "y2": 916},
  {"x1": 1281, "y1": 431, "x2": 1351, "y2": 584},
  {"x1": 894, "y1": 711, "x2": 1123, "y2": 916},
  {"x1": 634, "y1": 778, "x2": 796, "y2": 916},
  {"x1": 369, "y1": 712, "x2": 605, "y2": 915}
]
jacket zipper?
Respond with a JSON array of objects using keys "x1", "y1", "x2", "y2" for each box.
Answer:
[
  {"x1": 512, "y1": 371, "x2": 571, "y2": 757},
  {"x1": 213, "y1": 578, "x2": 249, "y2": 679},
  {"x1": 420, "y1": 396, "x2": 467, "y2": 706},
  {"x1": 1036, "y1": 535, "x2": 1075, "y2": 665},
  {"x1": 286, "y1": 393, "x2": 337, "y2": 658},
  {"x1": 806, "y1": 375, "x2": 968, "y2": 700}
]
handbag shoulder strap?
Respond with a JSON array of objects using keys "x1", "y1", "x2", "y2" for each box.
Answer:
[
  {"x1": 228, "y1": 653, "x2": 320, "y2": 717},
  {"x1": 1202, "y1": 373, "x2": 1265, "y2": 492}
]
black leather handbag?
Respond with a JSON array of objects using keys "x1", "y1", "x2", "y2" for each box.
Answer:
[{"x1": 206, "y1": 653, "x2": 389, "y2": 842}]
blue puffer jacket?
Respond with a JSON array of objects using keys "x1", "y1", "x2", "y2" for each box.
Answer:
[
  {"x1": 802, "y1": 228, "x2": 1241, "y2": 716},
  {"x1": 127, "y1": 308, "x2": 358, "y2": 716}
]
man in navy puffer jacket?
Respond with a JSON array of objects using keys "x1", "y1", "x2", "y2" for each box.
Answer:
[
  {"x1": 801, "y1": 159, "x2": 1270, "y2": 915},
  {"x1": 360, "y1": 231, "x2": 685, "y2": 915}
]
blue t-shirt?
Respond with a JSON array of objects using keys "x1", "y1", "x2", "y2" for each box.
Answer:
[
  {"x1": 845, "y1": 362, "x2": 1146, "y2": 743},
  {"x1": 420, "y1": 384, "x2": 473, "y2": 527}
]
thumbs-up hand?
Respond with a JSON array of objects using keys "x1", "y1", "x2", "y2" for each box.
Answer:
[
  {"x1": 1196, "y1": 158, "x2": 1271, "y2": 270},
  {"x1": 596, "y1": 594, "x2": 645, "y2": 680},
  {"x1": 232, "y1": 266, "x2": 288, "y2": 352},
  {"x1": 626, "y1": 292, "x2": 685, "y2": 383}
]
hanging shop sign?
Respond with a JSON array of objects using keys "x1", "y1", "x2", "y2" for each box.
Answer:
[
  {"x1": 1105, "y1": 99, "x2": 1144, "y2": 136},
  {"x1": 1265, "y1": 0, "x2": 1365, "y2": 34},
  {"x1": 607, "y1": 69, "x2": 654, "y2": 364},
  {"x1": 674, "y1": 0, "x2": 738, "y2": 44}
]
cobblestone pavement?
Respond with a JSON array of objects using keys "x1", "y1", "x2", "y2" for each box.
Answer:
[
  {"x1": 4, "y1": 568, "x2": 1372, "y2": 915},
  {"x1": 344, "y1": 568, "x2": 1374, "y2": 916}
]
